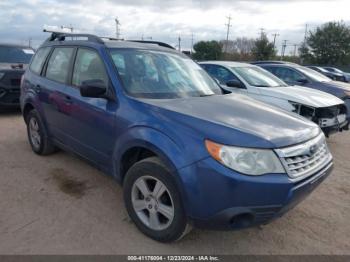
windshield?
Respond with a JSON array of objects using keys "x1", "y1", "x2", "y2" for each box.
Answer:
[
  {"x1": 109, "y1": 49, "x2": 222, "y2": 99},
  {"x1": 296, "y1": 66, "x2": 332, "y2": 82},
  {"x1": 231, "y1": 66, "x2": 287, "y2": 87},
  {"x1": 0, "y1": 46, "x2": 34, "y2": 64}
]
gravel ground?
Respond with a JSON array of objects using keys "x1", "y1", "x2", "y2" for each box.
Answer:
[{"x1": 0, "y1": 111, "x2": 349, "y2": 255}]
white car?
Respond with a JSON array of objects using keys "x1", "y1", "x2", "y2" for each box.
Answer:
[{"x1": 200, "y1": 61, "x2": 349, "y2": 136}]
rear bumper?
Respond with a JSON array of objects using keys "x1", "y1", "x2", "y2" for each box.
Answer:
[{"x1": 179, "y1": 157, "x2": 333, "y2": 230}]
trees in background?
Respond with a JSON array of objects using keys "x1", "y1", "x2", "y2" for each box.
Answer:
[
  {"x1": 220, "y1": 37, "x2": 255, "y2": 60},
  {"x1": 299, "y1": 21, "x2": 350, "y2": 65},
  {"x1": 251, "y1": 33, "x2": 276, "y2": 61},
  {"x1": 192, "y1": 41, "x2": 223, "y2": 60},
  {"x1": 192, "y1": 21, "x2": 350, "y2": 65}
]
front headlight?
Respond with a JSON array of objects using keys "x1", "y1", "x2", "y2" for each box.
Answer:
[
  {"x1": 205, "y1": 140, "x2": 285, "y2": 176},
  {"x1": 0, "y1": 72, "x2": 5, "y2": 80}
]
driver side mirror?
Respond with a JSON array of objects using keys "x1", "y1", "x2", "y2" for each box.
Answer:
[
  {"x1": 80, "y1": 79, "x2": 107, "y2": 98},
  {"x1": 296, "y1": 78, "x2": 308, "y2": 85},
  {"x1": 226, "y1": 79, "x2": 245, "y2": 89}
]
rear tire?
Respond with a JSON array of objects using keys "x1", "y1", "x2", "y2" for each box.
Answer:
[
  {"x1": 26, "y1": 109, "x2": 56, "y2": 155},
  {"x1": 123, "y1": 157, "x2": 190, "y2": 242}
]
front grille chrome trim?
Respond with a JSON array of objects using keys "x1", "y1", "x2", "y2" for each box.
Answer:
[{"x1": 275, "y1": 133, "x2": 333, "y2": 181}]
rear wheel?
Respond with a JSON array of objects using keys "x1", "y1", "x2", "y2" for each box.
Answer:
[
  {"x1": 26, "y1": 109, "x2": 56, "y2": 155},
  {"x1": 123, "y1": 157, "x2": 190, "y2": 242}
]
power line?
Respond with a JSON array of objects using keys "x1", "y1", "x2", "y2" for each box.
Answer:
[{"x1": 224, "y1": 15, "x2": 232, "y2": 53}]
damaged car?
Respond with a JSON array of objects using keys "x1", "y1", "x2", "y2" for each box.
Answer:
[
  {"x1": 200, "y1": 61, "x2": 349, "y2": 137},
  {"x1": 0, "y1": 44, "x2": 35, "y2": 110}
]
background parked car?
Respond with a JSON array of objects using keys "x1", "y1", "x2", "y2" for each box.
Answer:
[
  {"x1": 200, "y1": 61, "x2": 349, "y2": 136},
  {"x1": 306, "y1": 66, "x2": 346, "y2": 82},
  {"x1": 0, "y1": 44, "x2": 35, "y2": 110},
  {"x1": 256, "y1": 63, "x2": 350, "y2": 121},
  {"x1": 323, "y1": 66, "x2": 350, "y2": 82}
]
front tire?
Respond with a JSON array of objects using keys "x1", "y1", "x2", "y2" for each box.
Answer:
[
  {"x1": 26, "y1": 109, "x2": 56, "y2": 155},
  {"x1": 123, "y1": 157, "x2": 190, "y2": 242}
]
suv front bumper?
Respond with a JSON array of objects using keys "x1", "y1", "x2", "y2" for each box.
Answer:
[{"x1": 178, "y1": 157, "x2": 333, "y2": 230}]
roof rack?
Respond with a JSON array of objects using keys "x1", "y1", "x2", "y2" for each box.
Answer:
[
  {"x1": 43, "y1": 29, "x2": 104, "y2": 44},
  {"x1": 43, "y1": 30, "x2": 174, "y2": 49},
  {"x1": 128, "y1": 40, "x2": 175, "y2": 50}
]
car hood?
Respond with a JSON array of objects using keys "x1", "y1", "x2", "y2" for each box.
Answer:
[
  {"x1": 311, "y1": 81, "x2": 350, "y2": 98},
  {"x1": 258, "y1": 85, "x2": 344, "y2": 107},
  {"x1": 141, "y1": 94, "x2": 320, "y2": 148}
]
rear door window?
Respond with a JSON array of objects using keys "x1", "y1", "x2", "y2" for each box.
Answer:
[
  {"x1": 29, "y1": 47, "x2": 51, "y2": 75},
  {"x1": 267, "y1": 67, "x2": 303, "y2": 82},
  {"x1": 45, "y1": 47, "x2": 74, "y2": 84}
]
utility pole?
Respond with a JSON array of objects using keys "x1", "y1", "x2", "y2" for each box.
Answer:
[
  {"x1": 115, "y1": 17, "x2": 121, "y2": 39},
  {"x1": 61, "y1": 25, "x2": 73, "y2": 33},
  {"x1": 293, "y1": 44, "x2": 298, "y2": 57},
  {"x1": 191, "y1": 33, "x2": 194, "y2": 54},
  {"x1": 224, "y1": 15, "x2": 232, "y2": 53},
  {"x1": 304, "y1": 23, "x2": 308, "y2": 43},
  {"x1": 259, "y1": 28, "x2": 265, "y2": 39},
  {"x1": 281, "y1": 40, "x2": 288, "y2": 60},
  {"x1": 28, "y1": 37, "x2": 32, "y2": 48},
  {"x1": 272, "y1": 33, "x2": 279, "y2": 50},
  {"x1": 178, "y1": 36, "x2": 181, "y2": 51}
]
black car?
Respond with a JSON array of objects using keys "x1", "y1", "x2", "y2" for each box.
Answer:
[
  {"x1": 257, "y1": 63, "x2": 350, "y2": 122},
  {"x1": 307, "y1": 66, "x2": 346, "y2": 82},
  {"x1": 0, "y1": 44, "x2": 35, "y2": 110}
]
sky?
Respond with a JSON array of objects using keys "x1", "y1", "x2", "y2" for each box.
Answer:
[{"x1": 0, "y1": 0, "x2": 349, "y2": 54}]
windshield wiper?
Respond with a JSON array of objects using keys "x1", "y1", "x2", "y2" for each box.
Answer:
[
  {"x1": 252, "y1": 84, "x2": 270, "y2": 87},
  {"x1": 199, "y1": 94, "x2": 216, "y2": 97}
]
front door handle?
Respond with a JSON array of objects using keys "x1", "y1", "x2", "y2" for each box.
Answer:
[{"x1": 63, "y1": 95, "x2": 73, "y2": 104}]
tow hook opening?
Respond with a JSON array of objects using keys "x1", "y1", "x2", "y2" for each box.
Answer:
[{"x1": 230, "y1": 213, "x2": 255, "y2": 228}]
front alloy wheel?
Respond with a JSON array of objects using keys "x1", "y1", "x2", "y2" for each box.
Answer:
[
  {"x1": 131, "y1": 176, "x2": 175, "y2": 231},
  {"x1": 124, "y1": 157, "x2": 189, "y2": 242}
]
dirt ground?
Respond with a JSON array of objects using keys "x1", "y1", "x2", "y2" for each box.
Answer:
[{"x1": 0, "y1": 111, "x2": 349, "y2": 255}]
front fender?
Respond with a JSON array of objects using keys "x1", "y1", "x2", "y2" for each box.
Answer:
[{"x1": 112, "y1": 126, "x2": 197, "y2": 181}]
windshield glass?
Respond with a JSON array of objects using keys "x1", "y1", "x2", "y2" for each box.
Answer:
[
  {"x1": 296, "y1": 66, "x2": 332, "y2": 82},
  {"x1": 0, "y1": 46, "x2": 34, "y2": 64},
  {"x1": 231, "y1": 66, "x2": 287, "y2": 87},
  {"x1": 109, "y1": 49, "x2": 222, "y2": 99}
]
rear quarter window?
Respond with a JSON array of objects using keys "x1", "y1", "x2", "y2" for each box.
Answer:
[{"x1": 29, "y1": 47, "x2": 51, "y2": 75}]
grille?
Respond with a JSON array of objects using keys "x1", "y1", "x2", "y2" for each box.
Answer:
[
  {"x1": 275, "y1": 133, "x2": 332, "y2": 180},
  {"x1": 11, "y1": 78, "x2": 21, "y2": 87}
]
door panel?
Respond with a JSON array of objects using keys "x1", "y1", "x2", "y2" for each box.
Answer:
[{"x1": 62, "y1": 48, "x2": 117, "y2": 166}]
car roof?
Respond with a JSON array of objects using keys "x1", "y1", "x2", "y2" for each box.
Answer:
[
  {"x1": 199, "y1": 61, "x2": 254, "y2": 67},
  {"x1": 40, "y1": 32, "x2": 179, "y2": 54}
]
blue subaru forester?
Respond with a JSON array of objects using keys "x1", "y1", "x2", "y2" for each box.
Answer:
[{"x1": 20, "y1": 32, "x2": 333, "y2": 242}]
